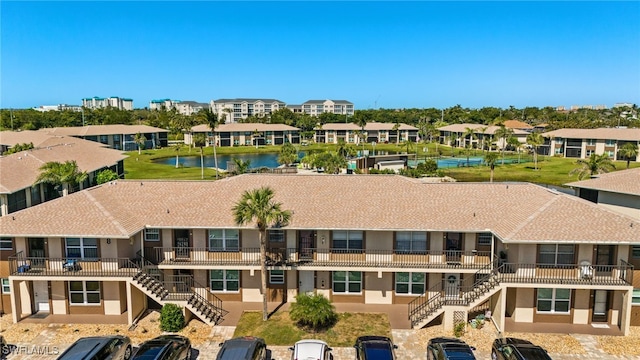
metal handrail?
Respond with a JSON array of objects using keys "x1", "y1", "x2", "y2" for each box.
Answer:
[
  {"x1": 498, "y1": 262, "x2": 632, "y2": 286},
  {"x1": 9, "y1": 256, "x2": 139, "y2": 276}
]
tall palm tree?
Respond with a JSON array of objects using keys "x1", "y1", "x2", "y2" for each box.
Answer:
[
  {"x1": 198, "y1": 108, "x2": 221, "y2": 179},
  {"x1": 193, "y1": 134, "x2": 206, "y2": 179},
  {"x1": 526, "y1": 133, "x2": 544, "y2": 170},
  {"x1": 392, "y1": 122, "x2": 401, "y2": 144},
  {"x1": 463, "y1": 127, "x2": 476, "y2": 150},
  {"x1": 485, "y1": 152, "x2": 499, "y2": 182},
  {"x1": 231, "y1": 158, "x2": 252, "y2": 175},
  {"x1": 494, "y1": 125, "x2": 514, "y2": 165},
  {"x1": 35, "y1": 160, "x2": 88, "y2": 196},
  {"x1": 173, "y1": 143, "x2": 182, "y2": 168},
  {"x1": 133, "y1": 132, "x2": 146, "y2": 155},
  {"x1": 619, "y1": 142, "x2": 639, "y2": 169},
  {"x1": 232, "y1": 187, "x2": 291, "y2": 321},
  {"x1": 569, "y1": 153, "x2": 616, "y2": 180},
  {"x1": 478, "y1": 126, "x2": 488, "y2": 155}
]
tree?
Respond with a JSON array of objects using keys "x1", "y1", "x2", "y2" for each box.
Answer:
[
  {"x1": 133, "y1": 132, "x2": 146, "y2": 155},
  {"x1": 569, "y1": 153, "x2": 616, "y2": 180},
  {"x1": 619, "y1": 142, "x2": 639, "y2": 169},
  {"x1": 278, "y1": 143, "x2": 298, "y2": 166},
  {"x1": 173, "y1": 143, "x2": 182, "y2": 168},
  {"x1": 289, "y1": 293, "x2": 337, "y2": 331},
  {"x1": 35, "y1": 160, "x2": 88, "y2": 196},
  {"x1": 231, "y1": 158, "x2": 251, "y2": 175},
  {"x1": 392, "y1": 122, "x2": 401, "y2": 144},
  {"x1": 508, "y1": 137, "x2": 523, "y2": 163},
  {"x1": 485, "y1": 152, "x2": 499, "y2": 183},
  {"x1": 198, "y1": 108, "x2": 221, "y2": 179},
  {"x1": 463, "y1": 127, "x2": 476, "y2": 149},
  {"x1": 232, "y1": 187, "x2": 291, "y2": 321},
  {"x1": 494, "y1": 125, "x2": 514, "y2": 165},
  {"x1": 526, "y1": 133, "x2": 544, "y2": 170},
  {"x1": 95, "y1": 169, "x2": 119, "y2": 184},
  {"x1": 314, "y1": 151, "x2": 348, "y2": 174},
  {"x1": 193, "y1": 134, "x2": 206, "y2": 179}
]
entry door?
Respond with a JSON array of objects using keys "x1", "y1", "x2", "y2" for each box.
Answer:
[
  {"x1": 174, "y1": 229, "x2": 190, "y2": 259},
  {"x1": 445, "y1": 233, "x2": 463, "y2": 263},
  {"x1": 444, "y1": 274, "x2": 460, "y2": 299},
  {"x1": 592, "y1": 290, "x2": 609, "y2": 323},
  {"x1": 298, "y1": 231, "x2": 316, "y2": 260},
  {"x1": 33, "y1": 281, "x2": 50, "y2": 312},
  {"x1": 28, "y1": 238, "x2": 46, "y2": 268},
  {"x1": 299, "y1": 271, "x2": 315, "y2": 294},
  {"x1": 594, "y1": 245, "x2": 614, "y2": 275}
]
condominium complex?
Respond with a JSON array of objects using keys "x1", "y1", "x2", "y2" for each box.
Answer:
[
  {"x1": 82, "y1": 97, "x2": 134, "y2": 111},
  {"x1": 187, "y1": 123, "x2": 301, "y2": 147},
  {"x1": 149, "y1": 99, "x2": 208, "y2": 116},
  {"x1": 300, "y1": 100, "x2": 354, "y2": 116},
  {"x1": 1, "y1": 175, "x2": 638, "y2": 334},
  {"x1": 314, "y1": 122, "x2": 418, "y2": 144},
  {"x1": 210, "y1": 99, "x2": 286, "y2": 123},
  {"x1": 541, "y1": 128, "x2": 640, "y2": 161},
  {"x1": 42, "y1": 124, "x2": 169, "y2": 151}
]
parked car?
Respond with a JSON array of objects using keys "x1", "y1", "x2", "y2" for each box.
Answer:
[
  {"x1": 217, "y1": 336, "x2": 267, "y2": 360},
  {"x1": 57, "y1": 335, "x2": 132, "y2": 360},
  {"x1": 290, "y1": 339, "x2": 333, "y2": 360},
  {"x1": 491, "y1": 338, "x2": 552, "y2": 360},
  {"x1": 427, "y1": 337, "x2": 476, "y2": 360},
  {"x1": 133, "y1": 335, "x2": 191, "y2": 360},
  {"x1": 354, "y1": 336, "x2": 397, "y2": 360}
]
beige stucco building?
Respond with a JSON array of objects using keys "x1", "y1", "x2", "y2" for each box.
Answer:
[
  {"x1": 186, "y1": 123, "x2": 301, "y2": 147},
  {"x1": 210, "y1": 99, "x2": 286, "y2": 123},
  {"x1": 541, "y1": 128, "x2": 640, "y2": 161}
]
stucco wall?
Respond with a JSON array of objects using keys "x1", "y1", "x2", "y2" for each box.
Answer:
[
  {"x1": 103, "y1": 282, "x2": 122, "y2": 315},
  {"x1": 573, "y1": 289, "x2": 590, "y2": 324},
  {"x1": 242, "y1": 270, "x2": 261, "y2": 302},
  {"x1": 513, "y1": 288, "x2": 534, "y2": 322},
  {"x1": 364, "y1": 272, "x2": 392, "y2": 304},
  {"x1": 51, "y1": 281, "x2": 66, "y2": 314}
]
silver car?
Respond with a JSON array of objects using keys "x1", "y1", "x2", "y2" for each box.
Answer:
[{"x1": 289, "y1": 339, "x2": 333, "y2": 360}]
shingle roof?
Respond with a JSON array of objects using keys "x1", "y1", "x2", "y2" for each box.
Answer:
[
  {"x1": 438, "y1": 124, "x2": 530, "y2": 136},
  {"x1": 0, "y1": 137, "x2": 127, "y2": 193},
  {"x1": 212, "y1": 98, "x2": 285, "y2": 104},
  {"x1": 0, "y1": 130, "x2": 65, "y2": 147},
  {"x1": 503, "y1": 120, "x2": 533, "y2": 129},
  {"x1": 318, "y1": 123, "x2": 361, "y2": 130},
  {"x1": 1, "y1": 175, "x2": 638, "y2": 244},
  {"x1": 565, "y1": 167, "x2": 640, "y2": 196},
  {"x1": 191, "y1": 123, "x2": 300, "y2": 132},
  {"x1": 364, "y1": 122, "x2": 418, "y2": 131},
  {"x1": 41, "y1": 125, "x2": 169, "y2": 136},
  {"x1": 542, "y1": 128, "x2": 640, "y2": 141}
]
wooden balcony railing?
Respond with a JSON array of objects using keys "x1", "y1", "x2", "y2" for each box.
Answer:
[
  {"x1": 498, "y1": 261, "x2": 634, "y2": 286},
  {"x1": 9, "y1": 254, "x2": 139, "y2": 277},
  {"x1": 153, "y1": 247, "x2": 492, "y2": 269}
]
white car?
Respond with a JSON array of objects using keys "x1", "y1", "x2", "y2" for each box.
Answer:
[{"x1": 289, "y1": 340, "x2": 333, "y2": 360}]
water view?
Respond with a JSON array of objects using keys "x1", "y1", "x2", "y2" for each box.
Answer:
[{"x1": 155, "y1": 153, "x2": 296, "y2": 170}]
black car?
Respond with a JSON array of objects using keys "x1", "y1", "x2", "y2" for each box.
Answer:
[
  {"x1": 491, "y1": 338, "x2": 552, "y2": 360},
  {"x1": 217, "y1": 336, "x2": 267, "y2": 360},
  {"x1": 354, "y1": 336, "x2": 397, "y2": 360},
  {"x1": 133, "y1": 335, "x2": 191, "y2": 360},
  {"x1": 57, "y1": 335, "x2": 132, "y2": 360},
  {"x1": 427, "y1": 337, "x2": 476, "y2": 360}
]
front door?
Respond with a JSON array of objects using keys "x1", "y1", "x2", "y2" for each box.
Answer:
[
  {"x1": 298, "y1": 230, "x2": 316, "y2": 261},
  {"x1": 444, "y1": 274, "x2": 460, "y2": 299},
  {"x1": 28, "y1": 238, "x2": 46, "y2": 268},
  {"x1": 594, "y1": 245, "x2": 614, "y2": 275},
  {"x1": 592, "y1": 290, "x2": 610, "y2": 323},
  {"x1": 299, "y1": 271, "x2": 315, "y2": 294},
  {"x1": 174, "y1": 229, "x2": 190, "y2": 260},
  {"x1": 33, "y1": 281, "x2": 50, "y2": 312},
  {"x1": 445, "y1": 233, "x2": 463, "y2": 263}
]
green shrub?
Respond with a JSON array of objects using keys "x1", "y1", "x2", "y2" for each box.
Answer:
[
  {"x1": 160, "y1": 303, "x2": 185, "y2": 332},
  {"x1": 453, "y1": 322, "x2": 466, "y2": 337},
  {"x1": 289, "y1": 293, "x2": 337, "y2": 331}
]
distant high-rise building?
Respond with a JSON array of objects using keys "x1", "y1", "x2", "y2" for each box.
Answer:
[
  {"x1": 149, "y1": 99, "x2": 207, "y2": 115},
  {"x1": 82, "y1": 96, "x2": 133, "y2": 110}
]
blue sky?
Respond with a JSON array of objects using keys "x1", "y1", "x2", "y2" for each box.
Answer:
[{"x1": 2, "y1": 1, "x2": 639, "y2": 110}]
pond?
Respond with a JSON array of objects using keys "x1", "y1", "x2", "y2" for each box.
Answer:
[{"x1": 154, "y1": 153, "x2": 298, "y2": 170}]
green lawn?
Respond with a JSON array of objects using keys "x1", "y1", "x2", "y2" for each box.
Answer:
[{"x1": 233, "y1": 311, "x2": 392, "y2": 347}]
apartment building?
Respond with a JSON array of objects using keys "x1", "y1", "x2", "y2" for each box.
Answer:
[
  {"x1": 82, "y1": 97, "x2": 134, "y2": 111},
  {"x1": 437, "y1": 124, "x2": 529, "y2": 149},
  {"x1": 210, "y1": 99, "x2": 286, "y2": 123},
  {"x1": 149, "y1": 100, "x2": 208, "y2": 116},
  {"x1": 302, "y1": 100, "x2": 354, "y2": 117},
  {"x1": 540, "y1": 128, "x2": 640, "y2": 160},
  {"x1": 42, "y1": 125, "x2": 169, "y2": 151},
  {"x1": 0, "y1": 131, "x2": 127, "y2": 218},
  {"x1": 312, "y1": 122, "x2": 417, "y2": 145},
  {"x1": 33, "y1": 104, "x2": 83, "y2": 112},
  {"x1": 186, "y1": 123, "x2": 300, "y2": 147},
  {"x1": 0, "y1": 175, "x2": 638, "y2": 335}
]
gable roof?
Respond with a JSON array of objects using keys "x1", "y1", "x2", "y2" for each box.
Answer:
[
  {"x1": 1, "y1": 175, "x2": 638, "y2": 244},
  {"x1": 191, "y1": 123, "x2": 300, "y2": 132},
  {"x1": 565, "y1": 167, "x2": 640, "y2": 196},
  {"x1": 437, "y1": 123, "x2": 530, "y2": 136},
  {"x1": 503, "y1": 120, "x2": 533, "y2": 129},
  {"x1": 542, "y1": 128, "x2": 640, "y2": 141},
  {"x1": 364, "y1": 122, "x2": 418, "y2": 131},
  {"x1": 41, "y1": 125, "x2": 169, "y2": 136}
]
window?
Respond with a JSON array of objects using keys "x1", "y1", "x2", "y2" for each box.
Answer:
[
  {"x1": 395, "y1": 232, "x2": 427, "y2": 253},
  {"x1": 606, "y1": 150, "x2": 615, "y2": 158},
  {"x1": 65, "y1": 238, "x2": 98, "y2": 259},
  {"x1": 332, "y1": 271, "x2": 362, "y2": 293},
  {"x1": 605, "y1": 139, "x2": 615, "y2": 146},
  {"x1": 586, "y1": 139, "x2": 596, "y2": 146},
  {"x1": 395, "y1": 272, "x2": 425, "y2": 295},
  {"x1": 268, "y1": 230, "x2": 285, "y2": 243},
  {"x1": 144, "y1": 229, "x2": 160, "y2": 242},
  {"x1": 208, "y1": 229, "x2": 239, "y2": 251},
  {"x1": 270, "y1": 270, "x2": 285, "y2": 284},
  {"x1": 586, "y1": 149, "x2": 594, "y2": 157},
  {"x1": 632, "y1": 246, "x2": 640, "y2": 258},
  {"x1": 633, "y1": 289, "x2": 640, "y2": 305},
  {"x1": 537, "y1": 288, "x2": 570, "y2": 313},
  {"x1": 69, "y1": 281, "x2": 100, "y2": 305},
  {"x1": 0, "y1": 238, "x2": 13, "y2": 251},
  {"x1": 333, "y1": 231, "x2": 363, "y2": 251},
  {"x1": 555, "y1": 137, "x2": 564, "y2": 144},
  {"x1": 209, "y1": 270, "x2": 239, "y2": 292},
  {"x1": 477, "y1": 233, "x2": 492, "y2": 247},
  {"x1": 539, "y1": 244, "x2": 574, "y2": 265},
  {"x1": 1, "y1": 279, "x2": 9, "y2": 294}
]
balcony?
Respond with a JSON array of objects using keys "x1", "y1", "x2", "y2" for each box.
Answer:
[
  {"x1": 152, "y1": 247, "x2": 492, "y2": 269},
  {"x1": 498, "y1": 261, "x2": 634, "y2": 286},
  {"x1": 9, "y1": 254, "x2": 139, "y2": 277}
]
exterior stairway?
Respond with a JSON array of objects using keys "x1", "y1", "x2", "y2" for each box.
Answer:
[
  {"x1": 131, "y1": 254, "x2": 228, "y2": 326},
  {"x1": 409, "y1": 261, "x2": 501, "y2": 329}
]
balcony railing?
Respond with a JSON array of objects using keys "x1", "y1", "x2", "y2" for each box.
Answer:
[
  {"x1": 9, "y1": 254, "x2": 139, "y2": 277},
  {"x1": 153, "y1": 247, "x2": 491, "y2": 269},
  {"x1": 498, "y1": 261, "x2": 634, "y2": 286}
]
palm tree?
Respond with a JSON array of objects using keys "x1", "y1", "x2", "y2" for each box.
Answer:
[
  {"x1": 278, "y1": 143, "x2": 298, "y2": 166},
  {"x1": 35, "y1": 160, "x2": 88, "y2": 196},
  {"x1": 526, "y1": 133, "x2": 544, "y2": 170},
  {"x1": 392, "y1": 122, "x2": 401, "y2": 144},
  {"x1": 133, "y1": 133, "x2": 146, "y2": 155},
  {"x1": 508, "y1": 137, "x2": 522, "y2": 163},
  {"x1": 173, "y1": 143, "x2": 182, "y2": 168},
  {"x1": 619, "y1": 142, "x2": 639, "y2": 169},
  {"x1": 449, "y1": 133, "x2": 459, "y2": 156},
  {"x1": 198, "y1": 108, "x2": 221, "y2": 179},
  {"x1": 463, "y1": 127, "x2": 476, "y2": 150},
  {"x1": 485, "y1": 152, "x2": 499, "y2": 183},
  {"x1": 193, "y1": 134, "x2": 206, "y2": 179},
  {"x1": 232, "y1": 187, "x2": 291, "y2": 321},
  {"x1": 569, "y1": 153, "x2": 616, "y2": 180},
  {"x1": 231, "y1": 158, "x2": 251, "y2": 175},
  {"x1": 494, "y1": 125, "x2": 514, "y2": 165},
  {"x1": 477, "y1": 126, "x2": 488, "y2": 154}
]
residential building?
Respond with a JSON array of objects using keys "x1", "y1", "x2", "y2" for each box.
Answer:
[
  {"x1": 314, "y1": 123, "x2": 361, "y2": 144},
  {"x1": 32, "y1": 104, "x2": 83, "y2": 112},
  {"x1": 0, "y1": 175, "x2": 638, "y2": 335},
  {"x1": 186, "y1": 123, "x2": 300, "y2": 147},
  {"x1": 210, "y1": 99, "x2": 286, "y2": 123},
  {"x1": 285, "y1": 105, "x2": 303, "y2": 114},
  {"x1": 503, "y1": 120, "x2": 534, "y2": 133},
  {"x1": 437, "y1": 124, "x2": 529, "y2": 150},
  {"x1": 82, "y1": 97, "x2": 133, "y2": 111},
  {"x1": 149, "y1": 100, "x2": 208, "y2": 116},
  {"x1": 363, "y1": 122, "x2": 419, "y2": 143},
  {"x1": 302, "y1": 100, "x2": 354, "y2": 117},
  {"x1": 41, "y1": 125, "x2": 169, "y2": 151},
  {"x1": 149, "y1": 99, "x2": 177, "y2": 111},
  {"x1": 312, "y1": 122, "x2": 417, "y2": 145},
  {"x1": 540, "y1": 128, "x2": 640, "y2": 160},
  {"x1": 0, "y1": 131, "x2": 127, "y2": 218}
]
